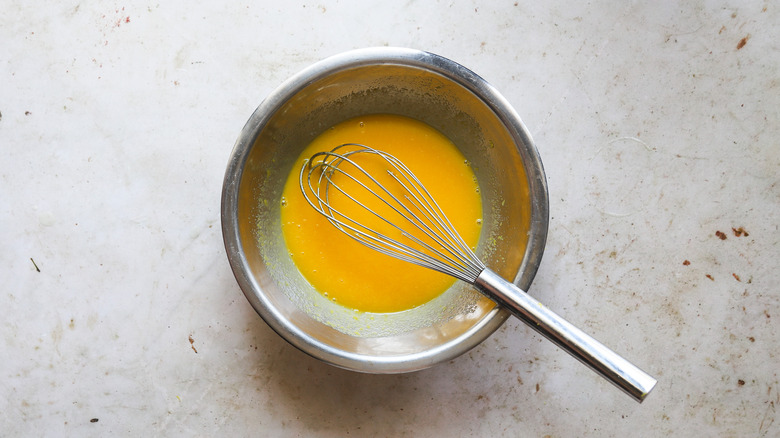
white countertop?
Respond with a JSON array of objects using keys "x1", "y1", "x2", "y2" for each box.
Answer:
[{"x1": 2, "y1": 1, "x2": 778, "y2": 436}]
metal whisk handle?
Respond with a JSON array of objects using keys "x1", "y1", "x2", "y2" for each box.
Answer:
[{"x1": 475, "y1": 269, "x2": 657, "y2": 402}]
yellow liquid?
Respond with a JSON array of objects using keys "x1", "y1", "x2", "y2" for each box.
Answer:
[{"x1": 280, "y1": 114, "x2": 482, "y2": 313}]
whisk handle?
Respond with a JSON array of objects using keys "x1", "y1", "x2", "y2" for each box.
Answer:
[{"x1": 474, "y1": 269, "x2": 657, "y2": 402}]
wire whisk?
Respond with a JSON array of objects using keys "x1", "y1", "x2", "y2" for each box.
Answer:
[{"x1": 300, "y1": 143, "x2": 656, "y2": 402}]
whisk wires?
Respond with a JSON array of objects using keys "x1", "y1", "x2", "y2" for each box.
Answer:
[{"x1": 299, "y1": 144, "x2": 485, "y2": 284}]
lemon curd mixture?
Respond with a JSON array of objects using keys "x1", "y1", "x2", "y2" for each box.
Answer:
[{"x1": 280, "y1": 114, "x2": 482, "y2": 313}]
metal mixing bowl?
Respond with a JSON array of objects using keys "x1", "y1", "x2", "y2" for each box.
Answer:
[{"x1": 221, "y1": 47, "x2": 549, "y2": 373}]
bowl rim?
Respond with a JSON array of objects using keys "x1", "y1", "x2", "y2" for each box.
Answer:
[{"x1": 221, "y1": 47, "x2": 549, "y2": 373}]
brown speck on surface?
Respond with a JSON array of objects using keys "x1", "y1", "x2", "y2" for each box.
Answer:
[
  {"x1": 732, "y1": 227, "x2": 749, "y2": 237},
  {"x1": 733, "y1": 273, "x2": 741, "y2": 282},
  {"x1": 535, "y1": 383, "x2": 540, "y2": 393},
  {"x1": 715, "y1": 230, "x2": 727, "y2": 240},
  {"x1": 25, "y1": 111, "x2": 31, "y2": 116},
  {"x1": 706, "y1": 274, "x2": 714, "y2": 281},
  {"x1": 749, "y1": 337, "x2": 755, "y2": 342},
  {"x1": 719, "y1": 25, "x2": 726, "y2": 34},
  {"x1": 189, "y1": 335, "x2": 198, "y2": 353},
  {"x1": 683, "y1": 260, "x2": 691, "y2": 266},
  {"x1": 90, "y1": 418, "x2": 99, "y2": 423},
  {"x1": 737, "y1": 34, "x2": 750, "y2": 50},
  {"x1": 738, "y1": 379, "x2": 745, "y2": 386}
]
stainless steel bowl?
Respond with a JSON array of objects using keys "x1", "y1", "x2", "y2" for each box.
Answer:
[{"x1": 221, "y1": 47, "x2": 549, "y2": 373}]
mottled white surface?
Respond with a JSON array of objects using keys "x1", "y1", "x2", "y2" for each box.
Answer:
[{"x1": 2, "y1": 1, "x2": 778, "y2": 436}]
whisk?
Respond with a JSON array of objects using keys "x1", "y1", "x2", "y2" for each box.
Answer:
[{"x1": 299, "y1": 143, "x2": 657, "y2": 402}]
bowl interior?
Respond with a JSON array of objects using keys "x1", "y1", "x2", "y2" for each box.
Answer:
[{"x1": 224, "y1": 49, "x2": 547, "y2": 373}]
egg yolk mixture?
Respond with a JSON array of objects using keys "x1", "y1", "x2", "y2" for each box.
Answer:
[{"x1": 280, "y1": 114, "x2": 482, "y2": 313}]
